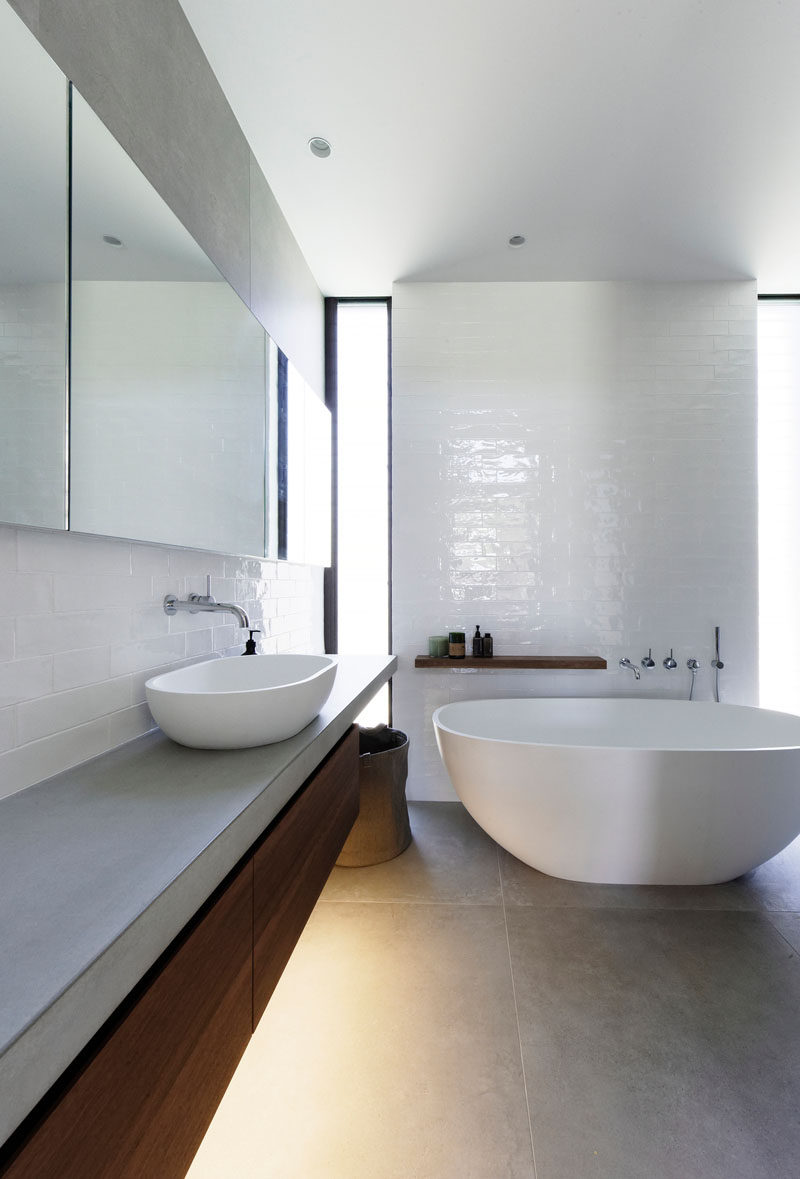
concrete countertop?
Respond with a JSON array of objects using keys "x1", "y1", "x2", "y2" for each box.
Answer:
[{"x1": 0, "y1": 654, "x2": 396, "y2": 1147}]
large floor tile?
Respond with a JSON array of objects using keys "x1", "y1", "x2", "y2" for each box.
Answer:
[
  {"x1": 188, "y1": 901, "x2": 534, "y2": 1179},
  {"x1": 500, "y1": 833, "x2": 800, "y2": 911},
  {"x1": 507, "y1": 907, "x2": 800, "y2": 1179},
  {"x1": 736, "y1": 835, "x2": 800, "y2": 910},
  {"x1": 322, "y1": 801, "x2": 502, "y2": 905},
  {"x1": 766, "y1": 911, "x2": 800, "y2": 954}
]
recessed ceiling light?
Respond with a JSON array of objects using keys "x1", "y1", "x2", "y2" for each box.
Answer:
[
  {"x1": 308, "y1": 137, "x2": 331, "y2": 158},
  {"x1": 102, "y1": 234, "x2": 124, "y2": 247},
  {"x1": 508, "y1": 235, "x2": 526, "y2": 248}
]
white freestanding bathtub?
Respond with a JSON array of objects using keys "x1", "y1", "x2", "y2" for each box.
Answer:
[{"x1": 433, "y1": 698, "x2": 800, "y2": 885}]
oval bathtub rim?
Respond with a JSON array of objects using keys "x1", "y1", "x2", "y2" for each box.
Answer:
[{"x1": 431, "y1": 698, "x2": 800, "y2": 755}]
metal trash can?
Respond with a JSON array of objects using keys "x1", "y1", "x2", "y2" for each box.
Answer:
[{"x1": 336, "y1": 724, "x2": 411, "y2": 867}]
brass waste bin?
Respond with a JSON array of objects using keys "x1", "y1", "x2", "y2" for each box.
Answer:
[{"x1": 336, "y1": 724, "x2": 411, "y2": 867}]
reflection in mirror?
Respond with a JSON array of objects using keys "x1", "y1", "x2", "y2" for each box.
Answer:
[
  {"x1": 0, "y1": 4, "x2": 68, "y2": 529},
  {"x1": 69, "y1": 89, "x2": 274, "y2": 557}
]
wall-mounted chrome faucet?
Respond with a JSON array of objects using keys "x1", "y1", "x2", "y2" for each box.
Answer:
[
  {"x1": 163, "y1": 575, "x2": 250, "y2": 630},
  {"x1": 663, "y1": 649, "x2": 677, "y2": 670},
  {"x1": 619, "y1": 657, "x2": 641, "y2": 680},
  {"x1": 641, "y1": 648, "x2": 655, "y2": 669}
]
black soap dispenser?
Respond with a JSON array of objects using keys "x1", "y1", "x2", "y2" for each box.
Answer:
[
  {"x1": 472, "y1": 625, "x2": 484, "y2": 658},
  {"x1": 242, "y1": 629, "x2": 260, "y2": 655}
]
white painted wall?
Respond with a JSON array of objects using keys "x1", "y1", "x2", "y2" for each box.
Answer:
[
  {"x1": 0, "y1": 523, "x2": 322, "y2": 800},
  {"x1": 392, "y1": 280, "x2": 758, "y2": 800}
]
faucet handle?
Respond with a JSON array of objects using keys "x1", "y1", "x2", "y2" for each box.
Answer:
[
  {"x1": 663, "y1": 648, "x2": 677, "y2": 670},
  {"x1": 190, "y1": 574, "x2": 214, "y2": 606},
  {"x1": 641, "y1": 648, "x2": 655, "y2": 669}
]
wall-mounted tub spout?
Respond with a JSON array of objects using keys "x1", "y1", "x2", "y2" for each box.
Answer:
[{"x1": 619, "y1": 657, "x2": 641, "y2": 681}]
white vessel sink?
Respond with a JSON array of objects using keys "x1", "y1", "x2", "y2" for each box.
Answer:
[{"x1": 145, "y1": 654, "x2": 338, "y2": 749}]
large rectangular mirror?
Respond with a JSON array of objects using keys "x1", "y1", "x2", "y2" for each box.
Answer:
[
  {"x1": 0, "y1": 2, "x2": 68, "y2": 530},
  {"x1": 0, "y1": 5, "x2": 331, "y2": 565},
  {"x1": 69, "y1": 90, "x2": 274, "y2": 558}
]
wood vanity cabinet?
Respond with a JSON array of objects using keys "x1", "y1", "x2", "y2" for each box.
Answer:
[
  {"x1": 0, "y1": 726, "x2": 360, "y2": 1179},
  {"x1": 0, "y1": 859, "x2": 254, "y2": 1179},
  {"x1": 253, "y1": 722, "x2": 359, "y2": 1024}
]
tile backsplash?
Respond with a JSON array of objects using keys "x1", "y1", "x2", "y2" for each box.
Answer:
[
  {"x1": 0, "y1": 524, "x2": 322, "y2": 799},
  {"x1": 392, "y1": 280, "x2": 758, "y2": 800}
]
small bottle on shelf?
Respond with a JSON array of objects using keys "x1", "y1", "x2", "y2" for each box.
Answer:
[
  {"x1": 482, "y1": 632, "x2": 493, "y2": 657},
  {"x1": 472, "y1": 625, "x2": 484, "y2": 657}
]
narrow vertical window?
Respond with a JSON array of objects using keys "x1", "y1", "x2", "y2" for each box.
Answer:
[{"x1": 333, "y1": 300, "x2": 391, "y2": 724}]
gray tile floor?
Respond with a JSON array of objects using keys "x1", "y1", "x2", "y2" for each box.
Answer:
[{"x1": 188, "y1": 802, "x2": 800, "y2": 1179}]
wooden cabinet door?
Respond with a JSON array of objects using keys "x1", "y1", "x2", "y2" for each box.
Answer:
[
  {"x1": 2, "y1": 859, "x2": 253, "y2": 1179},
  {"x1": 253, "y1": 725, "x2": 359, "y2": 1025}
]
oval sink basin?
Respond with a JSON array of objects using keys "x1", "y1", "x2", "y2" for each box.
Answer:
[{"x1": 145, "y1": 654, "x2": 338, "y2": 749}]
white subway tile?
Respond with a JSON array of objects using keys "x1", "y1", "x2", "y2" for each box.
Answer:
[
  {"x1": 53, "y1": 646, "x2": 111, "y2": 691},
  {"x1": 54, "y1": 574, "x2": 153, "y2": 614},
  {"x1": 16, "y1": 610, "x2": 130, "y2": 657},
  {"x1": 0, "y1": 619, "x2": 14, "y2": 662},
  {"x1": 0, "y1": 572, "x2": 53, "y2": 618},
  {"x1": 212, "y1": 624, "x2": 237, "y2": 652},
  {"x1": 0, "y1": 656, "x2": 53, "y2": 708},
  {"x1": 108, "y1": 703, "x2": 156, "y2": 747},
  {"x1": 109, "y1": 633, "x2": 186, "y2": 677},
  {"x1": 0, "y1": 719, "x2": 111, "y2": 801},
  {"x1": 17, "y1": 677, "x2": 131, "y2": 744},
  {"x1": 184, "y1": 628, "x2": 214, "y2": 658},
  {"x1": 0, "y1": 707, "x2": 15, "y2": 753}
]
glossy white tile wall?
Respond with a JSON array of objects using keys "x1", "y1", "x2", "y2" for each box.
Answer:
[
  {"x1": 392, "y1": 280, "x2": 758, "y2": 800},
  {"x1": 0, "y1": 524, "x2": 323, "y2": 800}
]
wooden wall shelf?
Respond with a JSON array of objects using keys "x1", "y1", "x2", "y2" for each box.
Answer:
[{"x1": 414, "y1": 655, "x2": 607, "y2": 670}]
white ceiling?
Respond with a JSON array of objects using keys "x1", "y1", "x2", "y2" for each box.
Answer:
[{"x1": 181, "y1": 0, "x2": 800, "y2": 295}]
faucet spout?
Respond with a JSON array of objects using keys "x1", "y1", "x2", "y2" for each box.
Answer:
[
  {"x1": 207, "y1": 601, "x2": 250, "y2": 629},
  {"x1": 619, "y1": 657, "x2": 641, "y2": 681}
]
